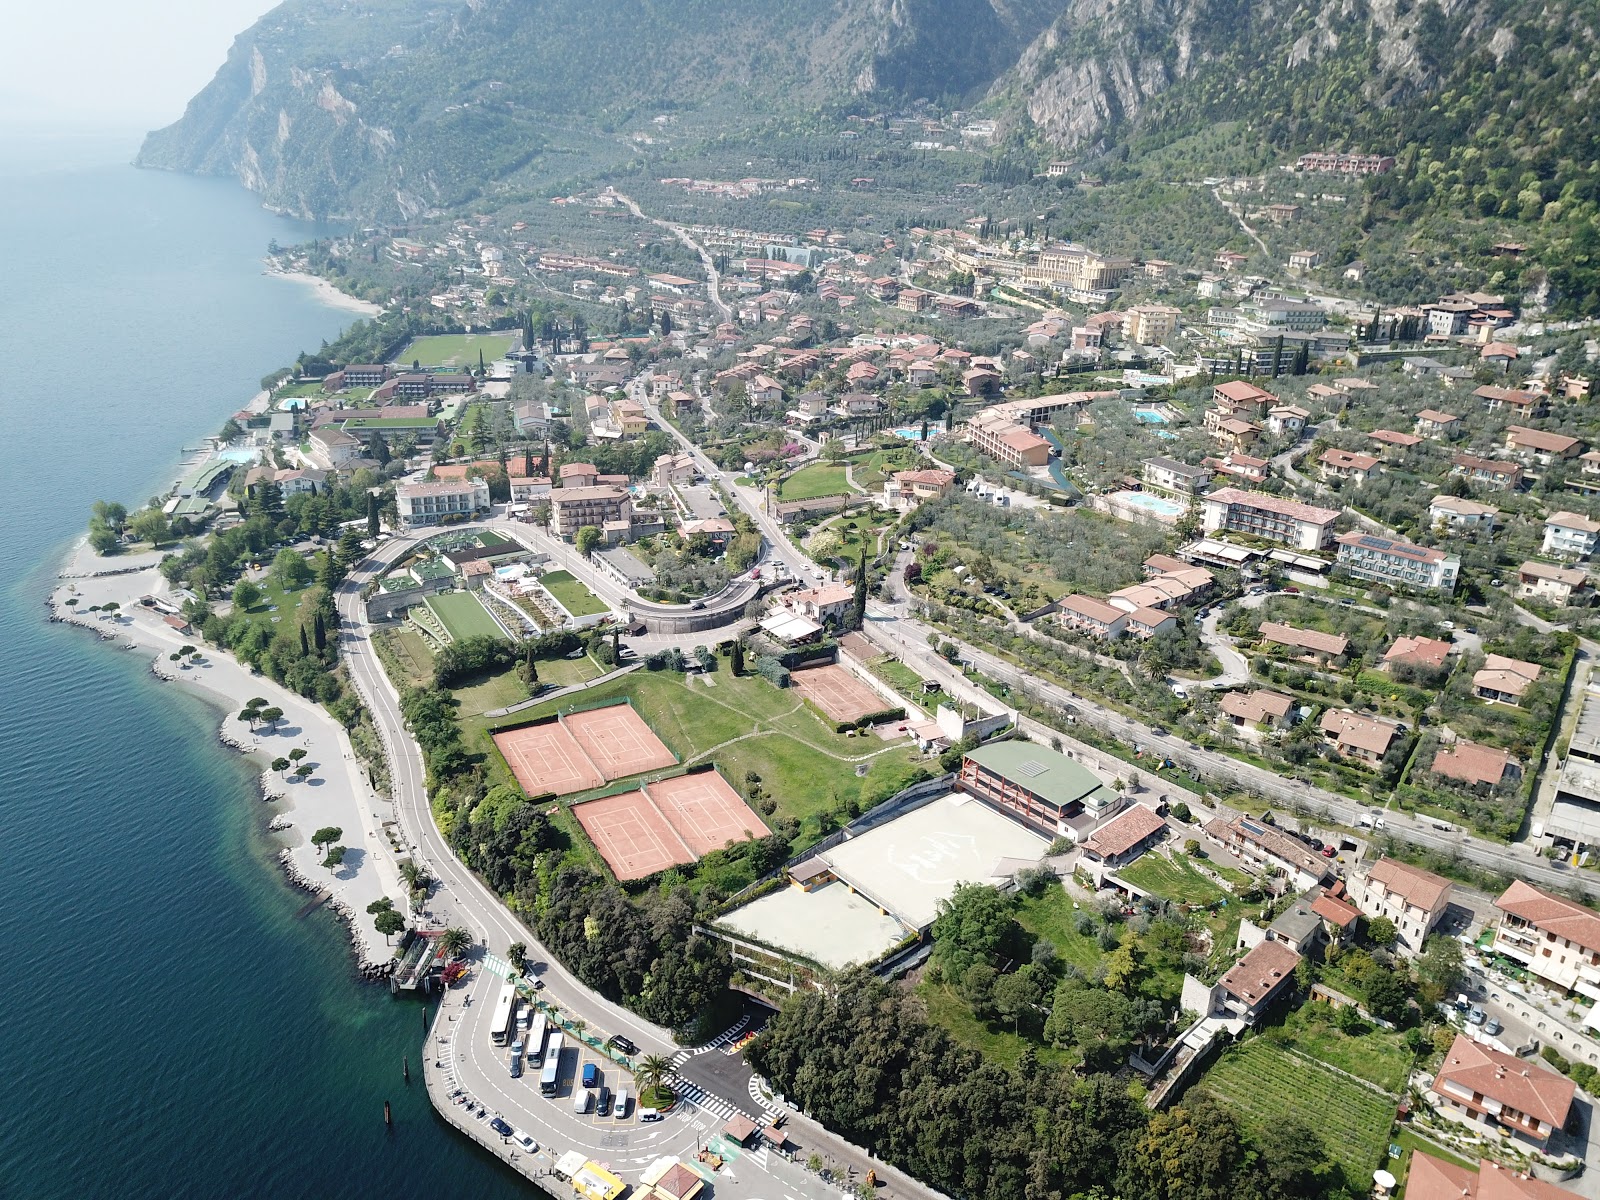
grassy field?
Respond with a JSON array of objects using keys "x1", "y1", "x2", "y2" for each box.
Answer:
[
  {"x1": 426, "y1": 591, "x2": 505, "y2": 641},
  {"x1": 377, "y1": 626, "x2": 436, "y2": 687},
  {"x1": 464, "y1": 665, "x2": 931, "y2": 838},
  {"x1": 1198, "y1": 1040, "x2": 1396, "y2": 1183},
  {"x1": 917, "y1": 980, "x2": 1072, "y2": 1070},
  {"x1": 1262, "y1": 1007, "x2": 1416, "y2": 1094},
  {"x1": 1117, "y1": 850, "x2": 1231, "y2": 907},
  {"x1": 778, "y1": 463, "x2": 851, "y2": 500},
  {"x1": 1013, "y1": 886, "x2": 1113, "y2": 974},
  {"x1": 866, "y1": 655, "x2": 934, "y2": 714},
  {"x1": 397, "y1": 333, "x2": 516, "y2": 368},
  {"x1": 540, "y1": 570, "x2": 609, "y2": 617}
]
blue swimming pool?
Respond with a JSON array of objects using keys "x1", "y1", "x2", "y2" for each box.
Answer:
[
  {"x1": 1133, "y1": 409, "x2": 1169, "y2": 424},
  {"x1": 1110, "y1": 490, "x2": 1185, "y2": 517},
  {"x1": 892, "y1": 426, "x2": 931, "y2": 441}
]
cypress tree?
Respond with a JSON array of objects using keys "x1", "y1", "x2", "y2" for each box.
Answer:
[
  {"x1": 850, "y1": 547, "x2": 868, "y2": 631},
  {"x1": 300, "y1": 626, "x2": 311, "y2": 657},
  {"x1": 313, "y1": 610, "x2": 327, "y2": 652},
  {"x1": 730, "y1": 640, "x2": 745, "y2": 677},
  {"x1": 366, "y1": 492, "x2": 380, "y2": 539}
]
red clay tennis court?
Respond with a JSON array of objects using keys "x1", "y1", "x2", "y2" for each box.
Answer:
[
  {"x1": 790, "y1": 663, "x2": 888, "y2": 723},
  {"x1": 492, "y1": 721, "x2": 603, "y2": 797},
  {"x1": 572, "y1": 789, "x2": 694, "y2": 881},
  {"x1": 574, "y1": 769, "x2": 768, "y2": 880},
  {"x1": 561, "y1": 704, "x2": 678, "y2": 780},
  {"x1": 646, "y1": 771, "x2": 768, "y2": 856}
]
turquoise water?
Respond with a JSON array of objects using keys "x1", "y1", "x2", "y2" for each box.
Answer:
[
  {"x1": 892, "y1": 426, "x2": 931, "y2": 441},
  {"x1": 1133, "y1": 409, "x2": 1168, "y2": 424},
  {"x1": 1110, "y1": 490, "x2": 1185, "y2": 517},
  {"x1": 0, "y1": 128, "x2": 529, "y2": 1200}
]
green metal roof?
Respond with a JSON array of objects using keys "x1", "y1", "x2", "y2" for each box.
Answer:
[{"x1": 963, "y1": 741, "x2": 1117, "y2": 810}]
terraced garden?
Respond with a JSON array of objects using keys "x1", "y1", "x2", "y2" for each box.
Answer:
[
  {"x1": 1197, "y1": 1040, "x2": 1395, "y2": 1183},
  {"x1": 1117, "y1": 849, "x2": 1231, "y2": 906}
]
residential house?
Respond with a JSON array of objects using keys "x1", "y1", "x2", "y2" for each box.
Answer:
[
  {"x1": 1259, "y1": 621, "x2": 1348, "y2": 663},
  {"x1": 1432, "y1": 741, "x2": 1521, "y2": 790},
  {"x1": 963, "y1": 367, "x2": 1002, "y2": 396},
  {"x1": 1311, "y1": 887, "x2": 1363, "y2": 947},
  {"x1": 837, "y1": 391, "x2": 882, "y2": 416},
  {"x1": 1124, "y1": 607, "x2": 1178, "y2": 639},
  {"x1": 958, "y1": 740, "x2": 1122, "y2": 835},
  {"x1": 1204, "y1": 815, "x2": 1331, "y2": 892},
  {"x1": 1207, "y1": 414, "x2": 1263, "y2": 453},
  {"x1": 513, "y1": 398, "x2": 551, "y2": 438},
  {"x1": 1416, "y1": 409, "x2": 1463, "y2": 439},
  {"x1": 1430, "y1": 1034, "x2": 1574, "y2": 1149},
  {"x1": 652, "y1": 454, "x2": 698, "y2": 488},
  {"x1": 1474, "y1": 655, "x2": 1543, "y2": 705},
  {"x1": 1334, "y1": 532, "x2": 1460, "y2": 594},
  {"x1": 1125, "y1": 304, "x2": 1181, "y2": 345},
  {"x1": 1368, "y1": 429, "x2": 1423, "y2": 456},
  {"x1": 1348, "y1": 857, "x2": 1453, "y2": 950},
  {"x1": 1287, "y1": 249, "x2": 1322, "y2": 271},
  {"x1": 1200, "y1": 488, "x2": 1340, "y2": 550},
  {"x1": 1107, "y1": 566, "x2": 1215, "y2": 613},
  {"x1": 1266, "y1": 405, "x2": 1310, "y2": 438},
  {"x1": 1219, "y1": 689, "x2": 1295, "y2": 732},
  {"x1": 1407, "y1": 1152, "x2": 1574, "y2": 1200},
  {"x1": 1141, "y1": 456, "x2": 1211, "y2": 496},
  {"x1": 784, "y1": 583, "x2": 855, "y2": 626},
  {"x1": 1182, "y1": 939, "x2": 1302, "y2": 1025},
  {"x1": 1571, "y1": 451, "x2": 1600, "y2": 496},
  {"x1": 1212, "y1": 379, "x2": 1277, "y2": 416},
  {"x1": 1451, "y1": 453, "x2": 1523, "y2": 491},
  {"x1": 1493, "y1": 879, "x2": 1600, "y2": 998},
  {"x1": 1204, "y1": 452, "x2": 1270, "y2": 484},
  {"x1": 1057, "y1": 595, "x2": 1130, "y2": 640},
  {"x1": 748, "y1": 374, "x2": 784, "y2": 406},
  {"x1": 1516, "y1": 561, "x2": 1591, "y2": 606},
  {"x1": 907, "y1": 361, "x2": 941, "y2": 388},
  {"x1": 559, "y1": 463, "x2": 600, "y2": 488},
  {"x1": 1430, "y1": 495, "x2": 1499, "y2": 531},
  {"x1": 1319, "y1": 448, "x2": 1379, "y2": 485},
  {"x1": 1542, "y1": 511, "x2": 1600, "y2": 559},
  {"x1": 1077, "y1": 804, "x2": 1167, "y2": 874},
  {"x1": 394, "y1": 478, "x2": 491, "y2": 531},
  {"x1": 1476, "y1": 385, "x2": 1546, "y2": 418},
  {"x1": 1379, "y1": 636, "x2": 1451, "y2": 677},
  {"x1": 1506, "y1": 426, "x2": 1584, "y2": 466},
  {"x1": 274, "y1": 467, "x2": 328, "y2": 498},
  {"x1": 882, "y1": 468, "x2": 956, "y2": 512},
  {"x1": 1320, "y1": 708, "x2": 1404, "y2": 764},
  {"x1": 610, "y1": 397, "x2": 648, "y2": 436},
  {"x1": 793, "y1": 391, "x2": 831, "y2": 421},
  {"x1": 1481, "y1": 342, "x2": 1520, "y2": 368}
]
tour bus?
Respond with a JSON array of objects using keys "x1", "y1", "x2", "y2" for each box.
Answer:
[
  {"x1": 526, "y1": 1013, "x2": 549, "y2": 1065},
  {"x1": 539, "y1": 1034, "x2": 564, "y2": 1096},
  {"x1": 489, "y1": 982, "x2": 519, "y2": 1047}
]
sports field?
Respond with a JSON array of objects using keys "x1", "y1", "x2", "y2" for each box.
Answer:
[
  {"x1": 561, "y1": 704, "x2": 678, "y2": 780},
  {"x1": 790, "y1": 663, "x2": 887, "y2": 723},
  {"x1": 425, "y1": 591, "x2": 504, "y2": 641},
  {"x1": 778, "y1": 463, "x2": 851, "y2": 501},
  {"x1": 493, "y1": 720, "x2": 604, "y2": 796},
  {"x1": 572, "y1": 769, "x2": 765, "y2": 880},
  {"x1": 397, "y1": 333, "x2": 516, "y2": 368}
]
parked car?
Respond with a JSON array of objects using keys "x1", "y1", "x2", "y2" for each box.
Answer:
[
  {"x1": 1468, "y1": 1006, "x2": 1487, "y2": 1026},
  {"x1": 606, "y1": 1034, "x2": 638, "y2": 1056},
  {"x1": 1485, "y1": 1018, "x2": 1504, "y2": 1037},
  {"x1": 490, "y1": 1117, "x2": 513, "y2": 1137},
  {"x1": 581, "y1": 1062, "x2": 601, "y2": 1089}
]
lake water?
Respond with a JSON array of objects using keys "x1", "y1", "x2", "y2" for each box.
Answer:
[{"x1": 0, "y1": 127, "x2": 530, "y2": 1199}]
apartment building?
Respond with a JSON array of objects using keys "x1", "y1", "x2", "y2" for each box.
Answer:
[
  {"x1": 1057, "y1": 595, "x2": 1129, "y2": 640},
  {"x1": 965, "y1": 406, "x2": 1052, "y2": 468},
  {"x1": 1141, "y1": 456, "x2": 1211, "y2": 496},
  {"x1": 1347, "y1": 857, "x2": 1452, "y2": 951},
  {"x1": 1124, "y1": 304, "x2": 1182, "y2": 345},
  {"x1": 1334, "y1": 532, "x2": 1460, "y2": 594},
  {"x1": 1431, "y1": 1035, "x2": 1574, "y2": 1149},
  {"x1": 548, "y1": 486, "x2": 631, "y2": 539},
  {"x1": 395, "y1": 478, "x2": 491, "y2": 531},
  {"x1": 1296, "y1": 151, "x2": 1395, "y2": 174},
  {"x1": 1200, "y1": 487, "x2": 1340, "y2": 550},
  {"x1": 1543, "y1": 511, "x2": 1600, "y2": 559},
  {"x1": 1493, "y1": 880, "x2": 1600, "y2": 998},
  {"x1": 1204, "y1": 815, "x2": 1330, "y2": 892}
]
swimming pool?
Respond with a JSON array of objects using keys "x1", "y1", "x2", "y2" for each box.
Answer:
[
  {"x1": 217, "y1": 447, "x2": 260, "y2": 463},
  {"x1": 1156, "y1": 430, "x2": 1179, "y2": 440},
  {"x1": 1109, "y1": 490, "x2": 1185, "y2": 518},
  {"x1": 892, "y1": 426, "x2": 931, "y2": 441},
  {"x1": 1133, "y1": 409, "x2": 1169, "y2": 424}
]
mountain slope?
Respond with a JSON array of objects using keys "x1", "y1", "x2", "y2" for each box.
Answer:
[{"x1": 137, "y1": 0, "x2": 1061, "y2": 220}]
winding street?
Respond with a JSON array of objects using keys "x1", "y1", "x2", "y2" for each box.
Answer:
[{"x1": 607, "y1": 189, "x2": 732, "y2": 323}]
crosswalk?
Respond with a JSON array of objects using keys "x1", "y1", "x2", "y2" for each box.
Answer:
[
  {"x1": 665, "y1": 1073, "x2": 740, "y2": 1121},
  {"x1": 671, "y1": 1014, "x2": 750, "y2": 1069}
]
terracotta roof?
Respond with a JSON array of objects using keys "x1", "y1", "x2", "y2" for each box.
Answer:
[
  {"x1": 1215, "y1": 380, "x2": 1275, "y2": 404},
  {"x1": 1505, "y1": 426, "x2": 1579, "y2": 453},
  {"x1": 1452, "y1": 453, "x2": 1520, "y2": 477},
  {"x1": 1218, "y1": 939, "x2": 1301, "y2": 1006},
  {"x1": 1408, "y1": 1153, "x2": 1574, "y2": 1200},
  {"x1": 1546, "y1": 510, "x2": 1600, "y2": 534},
  {"x1": 551, "y1": 485, "x2": 628, "y2": 502},
  {"x1": 1060, "y1": 594, "x2": 1126, "y2": 624},
  {"x1": 1205, "y1": 487, "x2": 1340, "y2": 525},
  {"x1": 1434, "y1": 1034, "x2": 1574, "y2": 1128},
  {"x1": 1320, "y1": 448, "x2": 1379, "y2": 471},
  {"x1": 1432, "y1": 741, "x2": 1517, "y2": 788},
  {"x1": 1518, "y1": 561, "x2": 1588, "y2": 587},
  {"x1": 1473, "y1": 655, "x2": 1542, "y2": 697},
  {"x1": 1369, "y1": 429, "x2": 1424, "y2": 448},
  {"x1": 1364, "y1": 856, "x2": 1452, "y2": 912},
  {"x1": 1417, "y1": 409, "x2": 1460, "y2": 423},
  {"x1": 1081, "y1": 804, "x2": 1167, "y2": 859},
  {"x1": 1320, "y1": 709, "x2": 1402, "y2": 755},
  {"x1": 1311, "y1": 890, "x2": 1361, "y2": 928},
  {"x1": 1383, "y1": 635, "x2": 1452, "y2": 670},
  {"x1": 1259, "y1": 621, "x2": 1348, "y2": 656},
  {"x1": 1219, "y1": 690, "x2": 1294, "y2": 723},
  {"x1": 560, "y1": 462, "x2": 599, "y2": 478},
  {"x1": 1430, "y1": 495, "x2": 1499, "y2": 517},
  {"x1": 1496, "y1": 879, "x2": 1600, "y2": 953}
]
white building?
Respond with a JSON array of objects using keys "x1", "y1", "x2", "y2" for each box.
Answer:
[
  {"x1": 395, "y1": 478, "x2": 491, "y2": 530},
  {"x1": 1334, "y1": 532, "x2": 1460, "y2": 595},
  {"x1": 1347, "y1": 857, "x2": 1453, "y2": 953},
  {"x1": 1200, "y1": 487, "x2": 1340, "y2": 551},
  {"x1": 1429, "y1": 495, "x2": 1498, "y2": 531},
  {"x1": 1543, "y1": 511, "x2": 1600, "y2": 559},
  {"x1": 1493, "y1": 880, "x2": 1600, "y2": 998}
]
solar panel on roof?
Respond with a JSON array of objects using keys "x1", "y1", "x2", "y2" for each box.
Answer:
[
  {"x1": 1241, "y1": 820, "x2": 1264, "y2": 835},
  {"x1": 1016, "y1": 760, "x2": 1048, "y2": 778}
]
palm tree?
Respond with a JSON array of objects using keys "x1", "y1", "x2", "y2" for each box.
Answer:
[
  {"x1": 440, "y1": 926, "x2": 472, "y2": 959},
  {"x1": 571, "y1": 1018, "x2": 588, "y2": 1044},
  {"x1": 634, "y1": 1054, "x2": 671, "y2": 1096}
]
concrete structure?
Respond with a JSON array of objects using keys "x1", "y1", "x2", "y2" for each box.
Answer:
[
  {"x1": 1430, "y1": 1034, "x2": 1574, "y2": 1149},
  {"x1": 1542, "y1": 511, "x2": 1600, "y2": 559},
  {"x1": 717, "y1": 880, "x2": 909, "y2": 970},
  {"x1": 959, "y1": 740, "x2": 1122, "y2": 836},
  {"x1": 1141, "y1": 456, "x2": 1211, "y2": 496},
  {"x1": 1334, "y1": 532, "x2": 1460, "y2": 594},
  {"x1": 1347, "y1": 857, "x2": 1452, "y2": 951},
  {"x1": 1517, "y1": 561, "x2": 1591, "y2": 606},
  {"x1": 549, "y1": 486, "x2": 631, "y2": 540},
  {"x1": 394, "y1": 478, "x2": 491, "y2": 530},
  {"x1": 1493, "y1": 880, "x2": 1600, "y2": 998},
  {"x1": 1200, "y1": 488, "x2": 1340, "y2": 550}
]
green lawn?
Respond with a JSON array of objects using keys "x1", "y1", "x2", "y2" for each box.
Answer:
[
  {"x1": 1117, "y1": 851, "x2": 1231, "y2": 907},
  {"x1": 917, "y1": 980, "x2": 1072, "y2": 1070},
  {"x1": 467, "y1": 666, "x2": 930, "y2": 837},
  {"x1": 867, "y1": 656, "x2": 934, "y2": 714},
  {"x1": 425, "y1": 591, "x2": 506, "y2": 641},
  {"x1": 1013, "y1": 886, "x2": 1112, "y2": 974},
  {"x1": 232, "y1": 574, "x2": 315, "y2": 637},
  {"x1": 377, "y1": 626, "x2": 435, "y2": 687},
  {"x1": 1262, "y1": 1008, "x2": 1416, "y2": 1094},
  {"x1": 779, "y1": 463, "x2": 851, "y2": 500},
  {"x1": 397, "y1": 333, "x2": 516, "y2": 368},
  {"x1": 1198, "y1": 1040, "x2": 1396, "y2": 1183},
  {"x1": 539, "y1": 570, "x2": 609, "y2": 617},
  {"x1": 453, "y1": 670, "x2": 531, "y2": 718}
]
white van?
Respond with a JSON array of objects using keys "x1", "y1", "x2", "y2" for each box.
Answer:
[
  {"x1": 614, "y1": 1090, "x2": 630, "y2": 1120},
  {"x1": 638, "y1": 1107, "x2": 662, "y2": 1123},
  {"x1": 574, "y1": 1088, "x2": 594, "y2": 1114}
]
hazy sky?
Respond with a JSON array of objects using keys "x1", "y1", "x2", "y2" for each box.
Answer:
[{"x1": 2, "y1": 1, "x2": 276, "y2": 129}]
